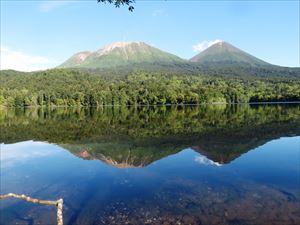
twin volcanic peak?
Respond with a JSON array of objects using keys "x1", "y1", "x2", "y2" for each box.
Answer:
[
  {"x1": 59, "y1": 40, "x2": 271, "y2": 69},
  {"x1": 59, "y1": 41, "x2": 185, "y2": 69}
]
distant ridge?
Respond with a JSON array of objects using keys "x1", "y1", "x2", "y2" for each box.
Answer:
[
  {"x1": 55, "y1": 40, "x2": 300, "y2": 77},
  {"x1": 59, "y1": 51, "x2": 92, "y2": 68},
  {"x1": 59, "y1": 41, "x2": 185, "y2": 69},
  {"x1": 189, "y1": 41, "x2": 270, "y2": 67}
]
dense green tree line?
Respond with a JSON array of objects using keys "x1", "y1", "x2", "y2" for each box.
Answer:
[
  {"x1": 1, "y1": 104, "x2": 300, "y2": 143},
  {"x1": 1, "y1": 104, "x2": 300, "y2": 162},
  {"x1": 1, "y1": 69, "x2": 299, "y2": 107}
]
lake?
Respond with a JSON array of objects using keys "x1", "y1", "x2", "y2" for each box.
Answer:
[{"x1": 0, "y1": 104, "x2": 299, "y2": 225}]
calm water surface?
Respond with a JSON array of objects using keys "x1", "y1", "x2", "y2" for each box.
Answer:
[{"x1": 0, "y1": 104, "x2": 299, "y2": 225}]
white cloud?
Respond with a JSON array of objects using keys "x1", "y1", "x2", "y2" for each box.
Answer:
[
  {"x1": 192, "y1": 39, "x2": 222, "y2": 52},
  {"x1": 0, "y1": 141, "x2": 60, "y2": 168},
  {"x1": 39, "y1": 0, "x2": 75, "y2": 12},
  {"x1": 152, "y1": 9, "x2": 166, "y2": 17},
  {"x1": 194, "y1": 155, "x2": 222, "y2": 167},
  {"x1": 0, "y1": 46, "x2": 56, "y2": 72}
]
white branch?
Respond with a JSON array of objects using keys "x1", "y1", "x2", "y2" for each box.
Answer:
[{"x1": 0, "y1": 193, "x2": 63, "y2": 225}]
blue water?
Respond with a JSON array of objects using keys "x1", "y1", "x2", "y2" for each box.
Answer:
[
  {"x1": 1, "y1": 137, "x2": 299, "y2": 225},
  {"x1": 0, "y1": 105, "x2": 299, "y2": 225}
]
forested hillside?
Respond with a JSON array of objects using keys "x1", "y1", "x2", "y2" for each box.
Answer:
[
  {"x1": 1, "y1": 69, "x2": 299, "y2": 107},
  {"x1": 1, "y1": 40, "x2": 300, "y2": 107}
]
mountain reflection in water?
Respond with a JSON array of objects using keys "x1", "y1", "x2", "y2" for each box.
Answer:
[{"x1": 0, "y1": 104, "x2": 299, "y2": 225}]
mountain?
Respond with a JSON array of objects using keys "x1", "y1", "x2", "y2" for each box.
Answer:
[
  {"x1": 61, "y1": 143, "x2": 182, "y2": 168},
  {"x1": 59, "y1": 51, "x2": 92, "y2": 68},
  {"x1": 189, "y1": 41, "x2": 300, "y2": 77},
  {"x1": 57, "y1": 41, "x2": 299, "y2": 78},
  {"x1": 190, "y1": 41, "x2": 270, "y2": 67},
  {"x1": 59, "y1": 41, "x2": 186, "y2": 69},
  {"x1": 2, "y1": 104, "x2": 300, "y2": 167}
]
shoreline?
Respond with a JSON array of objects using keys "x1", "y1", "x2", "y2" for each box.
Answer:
[{"x1": 0, "y1": 101, "x2": 300, "y2": 109}]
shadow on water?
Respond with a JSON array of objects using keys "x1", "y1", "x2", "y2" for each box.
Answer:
[
  {"x1": 4, "y1": 104, "x2": 299, "y2": 166},
  {"x1": 0, "y1": 104, "x2": 300, "y2": 225}
]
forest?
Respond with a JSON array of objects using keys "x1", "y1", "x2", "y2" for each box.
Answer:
[
  {"x1": 1, "y1": 104, "x2": 300, "y2": 162},
  {"x1": 1, "y1": 68, "x2": 300, "y2": 107}
]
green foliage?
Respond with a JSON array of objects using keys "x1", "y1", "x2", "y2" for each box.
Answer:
[
  {"x1": 1, "y1": 105, "x2": 299, "y2": 164},
  {"x1": 98, "y1": 0, "x2": 135, "y2": 11},
  {"x1": 1, "y1": 69, "x2": 299, "y2": 107}
]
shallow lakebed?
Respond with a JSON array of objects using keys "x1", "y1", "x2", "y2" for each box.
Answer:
[{"x1": 1, "y1": 104, "x2": 299, "y2": 225}]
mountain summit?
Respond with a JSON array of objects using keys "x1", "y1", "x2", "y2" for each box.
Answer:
[
  {"x1": 59, "y1": 41, "x2": 185, "y2": 69},
  {"x1": 190, "y1": 41, "x2": 270, "y2": 67},
  {"x1": 57, "y1": 41, "x2": 299, "y2": 77}
]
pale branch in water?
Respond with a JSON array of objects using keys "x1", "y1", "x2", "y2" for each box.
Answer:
[{"x1": 0, "y1": 193, "x2": 63, "y2": 225}]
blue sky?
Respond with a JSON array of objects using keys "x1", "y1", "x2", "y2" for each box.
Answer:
[{"x1": 1, "y1": 0, "x2": 299, "y2": 71}]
